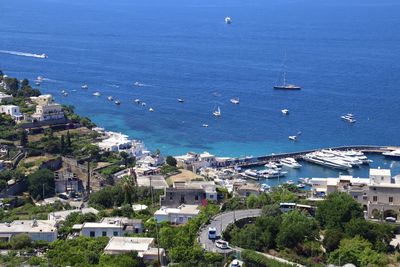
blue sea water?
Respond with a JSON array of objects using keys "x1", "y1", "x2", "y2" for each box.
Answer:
[{"x1": 1, "y1": 0, "x2": 400, "y2": 158}]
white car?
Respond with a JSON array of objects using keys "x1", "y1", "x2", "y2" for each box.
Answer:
[
  {"x1": 215, "y1": 240, "x2": 229, "y2": 249},
  {"x1": 230, "y1": 260, "x2": 241, "y2": 267}
]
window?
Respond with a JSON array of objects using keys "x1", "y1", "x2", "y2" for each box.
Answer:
[
  {"x1": 113, "y1": 231, "x2": 118, "y2": 236},
  {"x1": 389, "y1": 197, "x2": 393, "y2": 203},
  {"x1": 102, "y1": 231, "x2": 107, "y2": 237},
  {"x1": 373, "y1": 196, "x2": 378, "y2": 202},
  {"x1": 195, "y1": 195, "x2": 199, "y2": 201},
  {"x1": 353, "y1": 195, "x2": 358, "y2": 200},
  {"x1": 90, "y1": 231, "x2": 95, "y2": 237}
]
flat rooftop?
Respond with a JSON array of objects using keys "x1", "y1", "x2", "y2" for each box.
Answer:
[
  {"x1": 104, "y1": 237, "x2": 154, "y2": 253},
  {"x1": 0, "y1": 220, "x2": 57, "y2": 233}
]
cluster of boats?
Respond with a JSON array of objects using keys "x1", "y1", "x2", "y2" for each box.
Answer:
[
  {"x1": 242, "y1": 157, "x2": 302, "y2": 180},
  {"x1": 303, "y1": 149, "x2": 371, "y2": 170}
]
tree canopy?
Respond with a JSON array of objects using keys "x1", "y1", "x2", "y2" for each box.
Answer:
[{"x1": 27, "y1": 168, "x2": 55, "y2": 200}]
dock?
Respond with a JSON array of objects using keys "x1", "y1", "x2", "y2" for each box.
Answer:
[{"x1": 216, "y1": 145, "x2": 392, "y2": 169}]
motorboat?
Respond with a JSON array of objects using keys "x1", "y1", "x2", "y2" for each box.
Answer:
[
  {"x1": 115, "y1": 100, "x2": 121, "y2": 105},
  {"x1": 298, "y1": 178, "x2": 311, "y2": 185},
  {"x1": 257, "y1": 169, "x2": 287, "y2": 179},
  {"x1": 141, "y1": 102, "x2": 147, "y2": 106},
  {"x1": 303, "y1": 152, "x2": 352, "y2": 170},
  {"x1": 107, "y1": 96, "x2": 113, "y2": 101},
  {"x1": 202, "y1": 124, "x2": 209, "y2": 128},
  {"x1": 285, "y1": 180, "x2": 294, "y2": 185},
  {"x1": 37, "y1": 53, "x2": 48, "y2": 59},
  {"x1": 280, "y1": 157, "x2": 302, "y2": 168},
  {"x1": 264, "y1": 162, "x2": 280, "y2": 170},
  {"x1": 382, "y1": 149, "x2": 400, "y2": 158},
  {"x1": 81, "y1": 84, "x2": 88, "y2": 89},
  {"x1": 35, "y1": 81, "x2": 41, "y2": 86},
  {"x1": 63, "y1": 92, "x2": 68, "y2": 97},
  {"x1": 225, "y1": 17, "x2": 232, "y2": 24},
  {"x1": 134, "y1": 81, "x2": 145, "y2": 87},
  {"x1": 297, "y1": 183, "x2": 305, "y2": 189},
  {"x1": 178, "y1": 98, "x2": 184, "y2": 103},
  {"x1": 93, "y1": 92, "x2": 101, "y2": 97},
  {"x1": 213, "y1": 106, "x2": 221, "y2": 117},
  {"x1": 244, "y1": 169, "x2": 258, "y2": 178},
  {"x1": 134, "y1": 99, "x2": 140, "y2": 104},
  {"x1": 261, "y1": 183, "x2": 271, "y2": 192},
  {"x1": 289, "y1": 135, "x2": 297, "y2": 141},
  {"x1": 341, "y1": 114, "x2": 356, "y2": 123},
  {"x1": 149, "y1": 108, "x2": 154, "y2": 112},
  {"x1": 281, "y1": 109, "x2": 289, "y2": 115},
  {"x1": 230, "y1": 98, "x2": 240, "y2": 104}
]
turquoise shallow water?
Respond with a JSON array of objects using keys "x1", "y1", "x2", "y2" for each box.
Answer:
[{"x1": 0, "y1": 0, "x2": 400, "y2": 157}]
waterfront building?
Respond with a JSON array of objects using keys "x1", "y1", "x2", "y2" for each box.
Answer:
[
  {"x1": 97, "y1": 131, "x2": 146, "y2": 158},
  {"x1": 175, "y1": 151, "x2": 217, "y2": 173},
  {"x1": 48, "y1": 207, "x2": 99, "y2": 223},
  {"x1": 160, "y1": 181, "x2": 217, "y2": 207},
  {"x1": 310, "y1": 168, "x2": 400, "y2": 219},
  {"x1": 154, "y1": 204, "x2": 200, "y2": 224},
  {"x1": 0, "y1": 105, "x2": 24, "y2": 122},
  {"x1": 0, "y1": 219, "x2": 57, "y2": 242},
  {"x1": 0, "y1": 92, "x2": 13, "y2": 103},
  {"x1": 30, "y1": 94, "x2": 65, "y2": 122},
  {"x1": 104, "y1": 237, "x2": 166, "y2": 264},
  {"x1": 74, "y1": 217, "x2": 143, "y2": 237},
  {"x1": 235, "y1": 183, "x2": 262, "y2": 197}
]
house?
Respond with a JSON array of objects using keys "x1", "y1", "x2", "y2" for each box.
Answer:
[
  {"x1": 310, "y1": 168, "x2": 400, "y2": 219},
  {"x1": 136, "y1": 154, "x2": 164, "y2": 167},
  {"x1": 104, "y1": 237, "x2": 166, "y2": 264},
  {"x1": 30, "y1": 94, "x2": 64, "y2": 122},
  {"x1": 0, "y1": 219, "x2": 57, "y2": 242},
  {"x1": 235, "y1": 183, "x2": 261, "y2": 197},
  {"x1": 96, "y1": 131, "x2": 146, "y2": 158},
  {"x1": 154, "y1": 204, "x2": 200, "y2": 224},
  {"x1": 160, "y1": 181, "x2": 218, "y2": 207},
  {"x1": 54, "y1": 171, "x2": 83, "y2": 194},
  {"x1": 74, "y1": 217, "x2": 143, "y2": 238},
  {"x1": 175, "y1": 151, "x2": 217, "y2": 172},
  {"x1": 0, "y1": 105, "x2": 23, "y2": 122},
  {"x1": 0, "y1": 92, "x2": 13, "y2": 103},
  {"x1": 48, "y1": 207, "x2": 99, "y2": 222}
]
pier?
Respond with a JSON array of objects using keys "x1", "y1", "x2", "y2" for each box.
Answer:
[{"x1": 216, "y1": 145, "x2": 393, "y2": 169}]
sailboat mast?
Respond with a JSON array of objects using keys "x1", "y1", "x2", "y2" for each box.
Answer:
[{"x1": 283, "y1": 71, "x2": 286, "y2": 86}]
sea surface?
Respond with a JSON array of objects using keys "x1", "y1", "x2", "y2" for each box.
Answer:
[{"x1": 1, "y1": 0, "x2": 400, "y2": 159}]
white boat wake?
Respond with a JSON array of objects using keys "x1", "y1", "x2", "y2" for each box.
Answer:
[{"x1": 0, "y1": 50, "x2": 48, "y2": 59}]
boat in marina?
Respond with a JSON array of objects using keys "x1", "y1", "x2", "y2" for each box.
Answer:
[
  {"x1": 280, "y1": 157, "x2": 302, "y2": 168},
  {"x1": 213, "y1": 106, "x2": 221, "y2": 117},
  {"x1": 264, "y1": 162, "x2": 280, "y2": 170},
  {"x1": 382, "y1": 149, "x2": 400, "y2": 158},
  {"x1": 257, "y1": 169, "x2": 287, "y2": 179},
  {"x1": 298, "y1": 178, "x2": 312, "y2": 185},
  {"x1": 115, "y1": 100, "x2": 121, "y2": 105},
  {"x1": 281, "y1": 109, "x2": 289, "y2": 115},
  {"x1": 230, "y1": 98, "x2": 240, "y2": 104},
  {"x1": 261, "y1": 183, "x2": 271, "y2": 192},
  {"x1": 303, "y1": 152, "x2": 353, "y2": 170},
  {"x1": 297, "y1": 183, "x2": 305, "y2": 189},
  {"x1": 107, "y1": 96, "x2": 113, "y2": 101},
  {"x1": 321, "y1": 149, "x2": 363, "y2": 166}
]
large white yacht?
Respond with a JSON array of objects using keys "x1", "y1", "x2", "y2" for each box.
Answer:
[
  {"x1": 280, "y1": 157, "x2": 302, "y2": 168},
  {"x1": 383, "y1": 149, "x2": 400, "y2": 158}
]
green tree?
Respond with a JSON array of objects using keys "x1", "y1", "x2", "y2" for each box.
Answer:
[
  {"x1": 121, "y1": 175, "x2": 135, "y2": 205},
  {"x1": 323, "y1": 228, "x2": 344, "y2": 252},
  {"x1": 60, "y1": 135, "x2": 65, "y2": 155},
  {"x1": 27, "y1": 169, "x2": 55, "y2": 200},
  {"x1": 120, "y1": 151, "x2": 129, "y2": 166},
  {"x1": 276, "y1": 210, "x2": 319, "y2": 249},
  {"x1": 166, "y1": 156, "x2": 177, "y2": 167},
  {"x1": 10, "y1": 233, "x2": 31, "y2": 249},
  {"x1": 19, "y1": 130, "x2": 28, "y2": 147},
  {"x1": 66, "y1": 130, "x2": 72, "y2": 148},
  {"x1": 328, "y1": 236, "x2": 388, "y2": 266},
  {"x1": 316, "y1": 192, "x2": 363, "y2": 230},
  {"x1": 21, "y1": 79, "x2": 29, "y2": 87}
]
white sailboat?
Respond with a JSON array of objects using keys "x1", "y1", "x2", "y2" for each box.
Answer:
[{"x1": 213, "y1": 106, "x2": 221, "y2": 117}]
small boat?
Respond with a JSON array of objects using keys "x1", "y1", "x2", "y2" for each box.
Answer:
[
  {"x1": 115, "y1": 100, "x2": 121, "y2": 105},
  {"x1": 230, "y1": 98, "x2": 240, "y2": 104},
  {"x1": 134, "y1": 99, "x2": 140, "y2": 104},
  {"x1": 35, "y1": 76, "x2": 44, "y2": 83},
  {"x1": 149, "y1": 108, "x2": 154, "y2": 112},
  {"x1": 178, "y1": 98, "x2": 184, "y2": 103},
  {"x1": 341, "y1": 114, "x2": 356, "y2": 123},
  {"x1": 81, "y1": 84, "x2": 88, "y2": 89},
  {"x1": 93, "y1": 92, "x2": 101, "y2": 97},
  {"x1": 225, "y1": 17, "x2": 232, "y2": 24},
  {"x1": 61, "y1": 90, "x2": 66, "y2": 94},
  {"x1": 285, "y1": 180, "x2": 294, "y2": 185},
  {"x1": 202, "y1": 124, "x2": 209, "y2": 128},
  {"x1": 35, "y1": 81, "x2": 41, "y2": 86},
  {"x1": 134, "y1": 81, "x2": 145, "y2": 87},
  {"x1": 141, "y1": 102, "x2": 147, "y2": 106},
  {"x1": 213, "y1": 106, "x2": 221, "y2": 117},
  {"x1": 107, "y1": 96, "x2": 113, "y2": 101},
  {"x1": 297, "y1": 183, "x2": 306, "y2": 189},
  {"x1": 281, "y1": 109, "x2": 289, "y2": 115},
  {"x1": 261, "y1": 183, "x2": 271, "y2": 192},
  {"x1": 63, "y1": 92, "x2": 68, "y2": 97},
  {"x1": 289, "y1": 135, "x2": 297, "y2": 141},
  {"x1": 37, "y1": 53, "x2": 48, "y2": 59},
  {"x1": 280, "y1": 157, "x2": 302, "y2": 168}
]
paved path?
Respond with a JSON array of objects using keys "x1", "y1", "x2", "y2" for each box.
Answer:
[{"x1": 198, "y1": 209, "x2": 304, "y2": 267}]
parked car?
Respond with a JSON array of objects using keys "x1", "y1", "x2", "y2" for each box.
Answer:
[
  {"x1": 215, "y1": 240, "x2": 229, "y2": 249},
  {"x1": 208, "y1": 227, "x2": 217, "y2": 239},
  {"x1": 385, "y1": 217, "x2": 396, "y2": 223},
  {"x1": 230, "y1": 259, "x2": 241, "y2": 267}
]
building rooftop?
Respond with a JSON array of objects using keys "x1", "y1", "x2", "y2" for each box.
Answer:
[
  {"x1": 154, "y1": 204, "x2": 200, "y2": 216},
  {"x1": 104, "y1": 237, "x2": 154, "y2": 253},
  {"x1": 48, "y1": 208, "x2": 99, "y2": 222},
  {"x1": 370, "y1": 168, "x2": 391, "y2": 177},
  {"x1": 0, "y1": 220, "x2": 57, "y2": 233}
]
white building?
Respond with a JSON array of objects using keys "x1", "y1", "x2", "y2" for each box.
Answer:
[
  {"x1": 154, "y1": 204, "x2": 200, "y2": 224},
  {"x1": 104, "y1": 237, "x2": 166, "y2": 263},
  {"x1": 74, "y1": 217, "x2": 143, "y2": 238},
  {"x1": 0, "y1": 92, "x2": 13, "y2": 103},
  {"x1": 97, "y1": 131, "x2": 146, "y2": 158},
  {"x1": 48, "y1": 207, "x2": 99, "y2": 223},
  {"x1": 0, "y1": 105, "x2": 24, "y2": 122},
  {"x1": 310, "y1": 168, "x2": 400, "y2": 219},
  {"x1": 30, "y1": 94, "x2": 64, "y2": 122},
  {"x1": 175, "y1": 151, "x2": 216, "y2": 172},
  {"x1": 0, "y1": 220, "x2": 57, "y2": 242}
]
